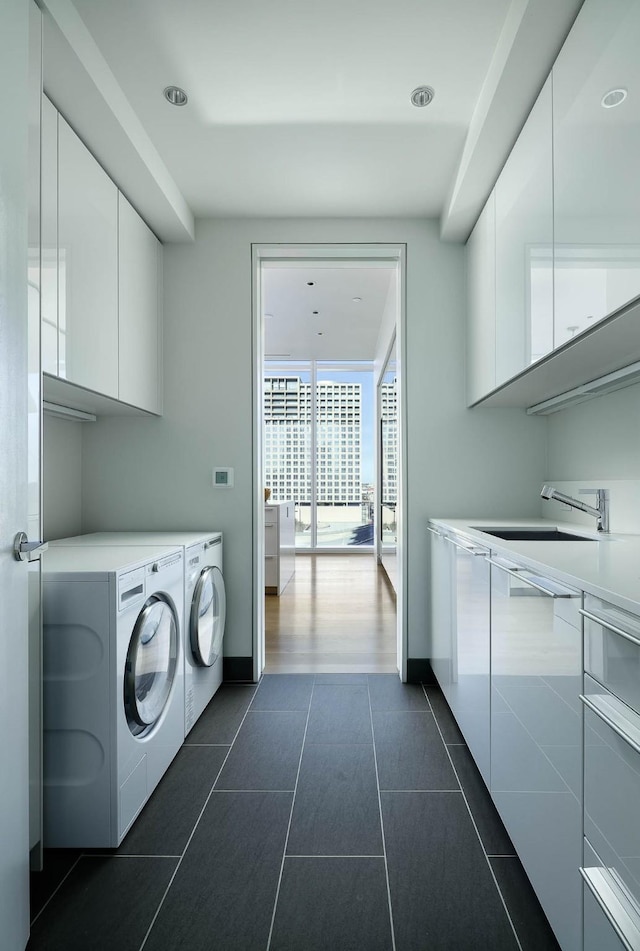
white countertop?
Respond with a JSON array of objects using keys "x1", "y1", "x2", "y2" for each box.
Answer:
[{"x1": 428, "y1": 517, "x2": 640, "y2": 616}]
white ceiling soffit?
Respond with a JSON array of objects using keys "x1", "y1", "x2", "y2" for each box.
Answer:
[
  {"x1": 41, "y1": 0, "x2": 585, "y2": 241},
  {"x1": 40, "y1": 0, "x2": 194, "y2": 242},
  {"x1": 263, "y1": 265, "x2": 395, "y2": 362},
  {"x1": 440, "y1": 0, "x2": 585, "y2": 242},
  {"x1": 66, "y1": 0, "x2": 511, "y2": 223}
]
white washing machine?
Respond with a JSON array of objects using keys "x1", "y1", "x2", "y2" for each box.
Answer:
[
  {"x1": 49, "y1": 531, "x2": 226, "y2": 736},
  {"x1": 42, "y1": 544, "x2": 185, "y2": 848}
]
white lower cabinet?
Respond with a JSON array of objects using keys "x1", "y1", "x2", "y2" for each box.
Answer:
[
  {"x1": 428, "y1": 527, "x2": 453, "y2": 691},
  {"x1": 490, "y1": 559, "x2": 583, "y2": 951},
  {"x1": 581, "y1": 596, "x2": 640, "y2": 951},
  {"x1": 447, "y1": 533, "x2": 491, "y2": 787},
  {"x1": 429, "y1": 527, "x2": 491, "y2": 788},
  {"x1": 428, "y1": 523, "x2": 640, "y2": 951},
  {"x1": 265, "y1": 502, "x2": 295, "y2": 595}
]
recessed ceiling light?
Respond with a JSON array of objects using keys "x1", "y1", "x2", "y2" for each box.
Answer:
[
  {"x1": 601, "y1": 88, "x2": 627, "y2": 108},
  {"x1": 352, "y1": 297, "x2": 362, "y2": 303},
  {"x1": 306, "y1": 281, "x2": 315, "y2": 286},
  {"x1": 312, "y1": 311, "x2": 319, "y2": 315},
  {"x1": 164, "y1": 86, "x2": 188, "y2": 106},
  {"x1": 316, "y1": 332, "x2": 323, "y2": 336},
  {"x1": 411, "y1": 85, "x2": 434, "y2": 108}
]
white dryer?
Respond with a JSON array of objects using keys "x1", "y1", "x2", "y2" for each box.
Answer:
[
  {"x1": 49, "y1": 531, "x2": 226, "y2": 736},
  {"x1": 42, "y1": 544, "x2": 185, "y2": 848}
]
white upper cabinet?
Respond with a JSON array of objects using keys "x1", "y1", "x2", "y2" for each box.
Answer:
[
  {"x1": 466, "y1": 191, "x2": 496, "y2": 404},
  {"x1": 552, "y1": 0, "x2": 640, "y2": 345},
  {"x1": 43, "y1": 97, "x2": 162, "y2": 415},
  {"x1": 58, "y1": 114, "x2": 119, "y2": 398},
  {"x1": 118, "y1": 193, "x2": 162, "y2": 414},
  {"x1": 41, "y1": 95, "x2": 58, "y2": 376},
  {"x1": 495, "y1": 76, "x2": 553, "y2": 386}
]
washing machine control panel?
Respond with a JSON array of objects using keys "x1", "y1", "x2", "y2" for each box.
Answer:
[{"x1": 118, "y1": 567, "x2": 146, "y2": 612}]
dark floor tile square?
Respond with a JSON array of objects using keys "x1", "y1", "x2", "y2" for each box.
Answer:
[
  {"x1": 287, "y1": 744, "x2": 382, "y2": 856},
  {"x1": 373, "y1": 712, "x2": 459, "y2": 790},
  {"x1": 368, "y1": 674, "x2": 430, "y2": 711},
  {"x1": 115, "y1": 746, "x2": 228, "y2": 855},
  {"x1": 490, "y1": 857, "x2": 560, "y2": 951},
  {"x1": 250, "y1": 673, "x2": 314, "y2": 711},
  {"x1": 270, "y1": 857, "x2": 393, "y2": 951},
  {"x1": 185, "y1": 684, "x2": 257, "y2": 744},
  {"x1": 423, "y1": 685, "x2": 465, "y2": 743},
  {"x1": 314, "y1": 673, "x2": 369, "y2": 685},
  {"x1": 29, "y1": 850, "x2": 82, "y2": 923},
  {"x1": 448, "y1": 745, "x2": 515, "y2": 856},
  {"x1": 215, "y1": 712, "x2": 306, "y2": 790},
  {"x1": 305, "y1": 685, "x2": 372, "y2": 744},
  {"x1": 143, "y1": 791, "x2": 292, "y2": 951},
  {"x1": 382, "y1": 792, "x2": 519, "y2": 951},
  {"x1": 28, "y1": 856, "x2": 177, "y2": 951}
]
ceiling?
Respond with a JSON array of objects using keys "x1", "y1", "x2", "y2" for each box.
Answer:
[
  {"x1": 41, "y1": 0, "x2": 585, "y2": 241},
  {"x1": 263, "y1": 265, "x2": 396, "y2": 361},
  {"x1": 67, "y1": 0, "x2": 508, "y2": 220}
]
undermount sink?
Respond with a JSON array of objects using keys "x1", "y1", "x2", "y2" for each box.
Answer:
[{"x1": 472, "y1": 527, "x2": 596, "y2": 542}]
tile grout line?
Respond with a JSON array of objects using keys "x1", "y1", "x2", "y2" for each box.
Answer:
[
  {"x1": 264, "y1": 683, "x2": 315, "y2": 951},
  {"x1": 29, "y1": 854, "x2": 83, "y2": 927},
  {"x1": 137, "y1": 683, "x2": 259, "y2": 951},
  {"x1": 368, "y1": 682, "x2": 398, "y2": 951},
  {"x1": 420, "y1": 683, "x2": 524, "y2": 951}
]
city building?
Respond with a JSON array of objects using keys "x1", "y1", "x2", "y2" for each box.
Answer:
[{"x1": 264, "y1": 376, "x2": 362, "y2": 506}]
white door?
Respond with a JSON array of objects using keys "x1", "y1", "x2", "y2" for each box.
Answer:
[{"x1": 0, "y1": 1, "x2": 31, "y2": 949}]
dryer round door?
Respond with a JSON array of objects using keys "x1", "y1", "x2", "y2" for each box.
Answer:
[
  {"x1": 124, "y1": 594, "x2": 178, "y2": 737},
  {"x1": 190, "y1": 565, "x2": 226, "y2": 667}
]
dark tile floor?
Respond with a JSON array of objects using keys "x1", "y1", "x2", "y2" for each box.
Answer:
[{"x1": 28, "y1": 675, "x2": 560, "y2": 951}]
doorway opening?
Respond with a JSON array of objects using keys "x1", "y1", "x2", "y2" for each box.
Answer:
[{"x1": 252, "y1": 245, "x2": 406, "y2": 680}]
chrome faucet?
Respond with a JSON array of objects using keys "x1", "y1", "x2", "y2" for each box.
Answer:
[{"x1": 540, "y1": 485, "x2": 610, "y2": 533}]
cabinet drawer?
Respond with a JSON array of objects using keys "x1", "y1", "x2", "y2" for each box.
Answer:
[
  {"x1": 583, "y1": 594, "x2": 640, "y2": 712},
  {"x1": 264, "y1": 523, "x2": 278, "y2": 556},
  {"x1": 583, "y1": 838, "x2": 640, "y2": 951},
  {"x1": 583, "y1": 675, "x2": 640, "y2": 911}
]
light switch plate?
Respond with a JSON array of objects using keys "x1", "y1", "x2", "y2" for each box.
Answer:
[{"x1": 213, "y1": 467, "x2": 234, "y2": 488}]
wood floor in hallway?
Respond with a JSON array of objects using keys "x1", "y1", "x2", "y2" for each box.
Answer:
[{"x1": 264, "y1": 553, "x2": 397, "y2": 673}]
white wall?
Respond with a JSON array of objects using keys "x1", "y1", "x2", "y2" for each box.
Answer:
[
  {"x1": 543, "y1": 381, "x2": 640, "y2": 532},
  {"x1": 78, "y1": 216, "x2": 547, "y2": 670},
  {"x1": 43, "y1": 415, "x2": 83, "y2": 539}
]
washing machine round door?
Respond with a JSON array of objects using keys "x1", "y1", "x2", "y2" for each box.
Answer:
[
  {"x1": 125, "y1": 595, "x2": 178, "y2": 736},
  {"x1": 190, "y1": 565, "x2": 226, "y2": 667}
]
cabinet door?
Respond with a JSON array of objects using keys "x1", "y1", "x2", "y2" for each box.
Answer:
[
  {"x1": 58, "y1": 115, "x2": 118, "y2": 397},
  {"x1": 495, "y1": 77, "x2": 553, "y2": 384},
  {"x1": 41, "y1": 95, "x2": 58, "y2": 376},
  {"x1": 490, "y1": 563, "x2": 582, "y2": 951},
  {"x1": 447, "y1": 541, "x2": 490, "y2": 787},
  {"x1": 466, "y1": 192, "x2": 496, "y2": 404},
  {"x1": 118, "y1": 193, "x2": 161, "y2": 413},
  {"x1": 553, "y1": 0, "x2": 640, "y2": 347},
  {"x1": 428, "y1": 530, "x2": 452, "y2": 691}
]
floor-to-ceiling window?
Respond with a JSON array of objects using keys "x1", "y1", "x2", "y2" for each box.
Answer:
[{"x1": 264, "y1": 360, "x2": 374, "y2": 550}]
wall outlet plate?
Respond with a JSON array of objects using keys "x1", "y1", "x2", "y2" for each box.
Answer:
[{"x1": 213, "y1": 467, "x2": 234, "y2": 488}]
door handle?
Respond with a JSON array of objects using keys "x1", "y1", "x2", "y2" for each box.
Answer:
[{"x1": 13, "y1": 532, "x2": 48, "y2": 562}]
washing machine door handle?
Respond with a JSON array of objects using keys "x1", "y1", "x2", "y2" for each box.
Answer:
[{"x1": 190, "y1": 566, "x2": 226, "y2": 667}]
